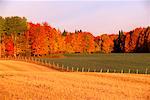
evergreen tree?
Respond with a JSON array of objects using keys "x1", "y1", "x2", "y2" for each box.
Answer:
[
  {"x1": 62, "y1": 29, "x2": 67, "y2": 36},
  {"x1": 114, "y1": 30, "x2": 125, "y2": 53}
]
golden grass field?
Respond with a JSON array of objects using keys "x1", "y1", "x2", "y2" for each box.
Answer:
[{"x1": 0, "y1": 60, "x2": 150, "y2": 100}]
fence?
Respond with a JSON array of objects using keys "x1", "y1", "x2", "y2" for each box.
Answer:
[{"x1": 1, "y1": 56, "x2": 149, "y2": 75}]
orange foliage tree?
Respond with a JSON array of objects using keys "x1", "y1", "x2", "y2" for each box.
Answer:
[{"x1": 1, "y1": 17, "x2": 150, "y2": 56}]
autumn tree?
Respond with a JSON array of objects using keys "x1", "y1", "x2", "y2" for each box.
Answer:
[
  {"x1": 1, "y1": 16, "x2": 150, "y2": 56},
  {"x1": 95, "y1": 34, "x2": 117, "y2": 53},
  {"x1": 27, "y1": 23, "x2": 49, "y2": 56},
  {"x1": 4, "y1": 16, "x2": 28, "y2": 57},
  {"x1": 4, "y1": 36, "x2": 14, "y2": 56},
  {"x1": 123, "y1": 27, "x2": 150, "y2": 53},
  {"x1": 81, "y1": 32, "x2": 95, "y2": 53}
]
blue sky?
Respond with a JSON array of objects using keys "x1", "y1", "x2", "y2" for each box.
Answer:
[{"x1": 0, "y1": 0, "x2": 149, "y2": 35}]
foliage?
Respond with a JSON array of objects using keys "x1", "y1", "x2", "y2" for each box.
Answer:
[
  {"x1": 4, "y1": 16, "x2": 27, "y2": 35},
  {"x1": 0, "y1": 16, "x2": 28, "y2": 57},
  {"x1": 0, "y1": 16, "x2": 150, "y2": 57},
  {"x1": 0, "y1": 16, "x2": 5, "y2": 34}
]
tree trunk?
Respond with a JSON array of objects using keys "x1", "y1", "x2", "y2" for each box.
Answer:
[{"x1": 12, "y1": 33, "x2": 17, "y2": 57}]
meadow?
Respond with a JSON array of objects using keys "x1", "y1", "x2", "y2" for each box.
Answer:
[
  {"x1": 0, "y1": 57, "x2": 149, "y2": 99},
  {"x1": 41, "y1": 53, "x2": 150, "y2": 74}
]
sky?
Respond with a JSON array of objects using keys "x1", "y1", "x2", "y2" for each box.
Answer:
[{"x1": 0, "y1": 0, "x2": 150, "y2": 36}]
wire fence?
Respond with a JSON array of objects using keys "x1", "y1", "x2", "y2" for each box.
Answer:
[{"x1": 1, "y1": 56, "x2": 149, "y2": 75}]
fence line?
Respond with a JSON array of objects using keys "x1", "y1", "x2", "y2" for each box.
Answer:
[{"x1": 0, "y1": 56, "x2": 149, "y2": 75}]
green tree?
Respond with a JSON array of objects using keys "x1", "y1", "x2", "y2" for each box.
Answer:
[
  {"x1": 0, "y1": 16, "x2": 5, "y2": 57},
  {"x1": 4, "y1": 16, "x2": 28, "y2": 57},
  {"x1": 0, "y1": 16, "x2": 5, "y2": 34},
  {"x1": 62, "y1": 30, "x2": 67, "y2": 36},
  {"x1": 115, "y1": 30, "x2": 125, "y2": 52}
]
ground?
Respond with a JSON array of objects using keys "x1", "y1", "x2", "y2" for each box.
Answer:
[{"x1": 0, "y1": 60, "x2": 149, "y2": 100}]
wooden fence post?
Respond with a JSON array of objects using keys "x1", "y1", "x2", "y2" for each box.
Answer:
[
  {"x1": 56, "y1": 63, "x2": 59, "y2": 68},
  {"x1": 29, "y1": 57, "x2": 31, "y2": 62},
  {"x1": 40, "y1": 59, "x2": 42, "y2": 64},
  {"x1": 121, "y1": 69, "x2": 123, "y2": 73},
  {"x1": 82, "y1": 68, "x2": 84, "y2": 72},
  {"x1": 88, "y1": 68, "x2": 90, "y2": 72},
  {"x1": 145, "y1": 68, "x2": 148, "y2": 74},
  {"x1": 28, "y1": 57, "x2": 30, "y2": 62},
  {"x1": 33, "y1": 58, "x2": 35, "y2": 62},
  {"x1": 48, "y1": 62, "x2": 51, "y2": 66},
  {"x1": 46, "y1": 61, "x2": 49, "y2": 66},
  {"x1": 77, "y1": 68, "x2": 79, "y2": 72},
  {"x1": 39, "y1": 59, "x2": 41, "y2": 64},
  {"x1": 36, "y1": 58, "x2": 38, "y2": 63},
  {"x1": 61, "y1": 65, "x2": 64, "y2": 70},
  {"x1": 43, "y1": 59, "x2": 45, "y2": 65},
  {"x1": 31, "y1": 57, "x2": 33, "y2": 62},
  {"x1": 136, "y1": 69, "x2": 138, "y2": 74},
  {"x1": 128, "y1": 69, "x2": 130, "y2": 73},
  {"x1": 52, "y1": 62, "x2": 54, "y2": 67},
  {"x1": 67, "y1": 66, "x2": 69, "y2": 71},
  {"x1": 45, "y1": 60, "x2": 47, "y2": 65},
  {"x1": 100, "y1": 69, "x2": 103, "y2": 73},
  {"x1": 44, "y1": 60, "x2": 47, "y2": 65},
  {"x1": 114, "y1": 69, "x2": 116, "y2": 73},
  {"x1": 26, "y1": 57, "x2": 28, "y2": 62},
  {"x1": 107, "y1": 69, "x2": 109, "y2": 73},
  {"x1": 25, "y1": 57, "x2": 27, "y2": 62},
  {"x1": 72, "y1": 67, "x2": 74, "y2": 72}
]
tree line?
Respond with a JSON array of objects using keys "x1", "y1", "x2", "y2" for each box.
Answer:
[{"x1": 0, "y1": 16, "x2": 150, "y2": 57}]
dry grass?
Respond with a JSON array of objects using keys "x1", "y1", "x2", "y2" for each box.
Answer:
[
  {"x1": 0, "y1": 60, "x2": 149, "y2": 100},
  {"x1": 0, "y1": 60, "x2": 57, "y2": 72}
]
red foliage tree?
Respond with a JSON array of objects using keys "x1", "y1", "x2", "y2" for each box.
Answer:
[{"x1": 5, "y1": 37, "x2": 14, "y2": 56}]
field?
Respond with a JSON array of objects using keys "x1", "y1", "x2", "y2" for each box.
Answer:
[
  {"x1": 41, "y1": 53, "x2": 150, "y2": 74},
  {"x1": 0, "y1": 60, "x2": 150, "y2": 100}
]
